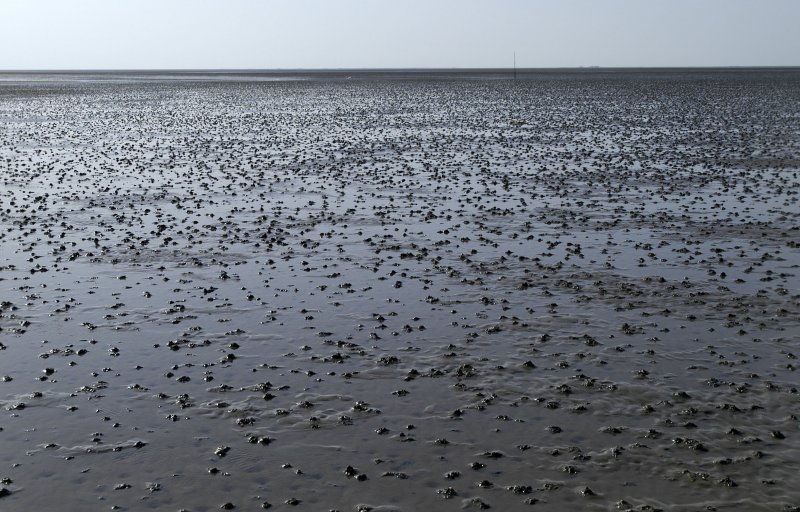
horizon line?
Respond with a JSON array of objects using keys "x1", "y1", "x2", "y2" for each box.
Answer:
[{"x1": 2, "y1": 65, "x2": 799, "y2": 73}]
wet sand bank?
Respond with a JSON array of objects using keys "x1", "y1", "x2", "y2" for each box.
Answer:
[{"x1": 0, "y1": 69, "x2": 799, "y2": 511}]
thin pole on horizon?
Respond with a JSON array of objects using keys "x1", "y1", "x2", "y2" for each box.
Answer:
[{"x1": 513, "y1": 52, "x2": 517, "y2": 80}]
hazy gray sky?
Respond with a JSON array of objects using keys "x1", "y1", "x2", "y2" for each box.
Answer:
[{"x1": 1, "y1": 0, "x2": 798, "y2": 69}]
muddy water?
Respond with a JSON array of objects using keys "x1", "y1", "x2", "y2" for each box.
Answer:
[{"x1": 1, "y1": 69, "x2": 799, "y2": 511}]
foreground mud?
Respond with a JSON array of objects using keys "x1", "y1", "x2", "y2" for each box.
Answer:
[{"x1": 1, "y1": 69, "x2": 799, "y2": 511}]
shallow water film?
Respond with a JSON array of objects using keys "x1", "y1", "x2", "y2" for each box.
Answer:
[{"x1": 1, "y1": 69, "x2": 799, "y2": 511}]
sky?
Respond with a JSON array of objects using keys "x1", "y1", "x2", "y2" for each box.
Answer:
[{"x1": 1, "y1": 0, "x2": 798, "y2": 70}]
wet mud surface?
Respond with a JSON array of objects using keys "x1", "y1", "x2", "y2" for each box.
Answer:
[{"x1": 1, "y1": 69, "x2": 799, "y2": 511}]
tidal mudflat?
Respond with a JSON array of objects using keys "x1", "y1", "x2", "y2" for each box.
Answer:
[{"x1": 0, "y1": 69, "x2": 798, "y2": 511}]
